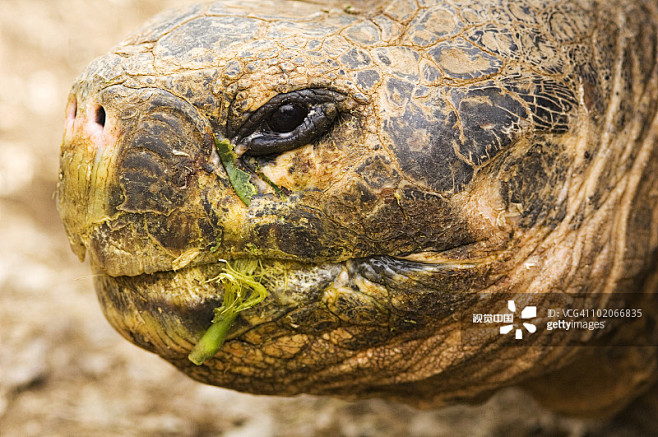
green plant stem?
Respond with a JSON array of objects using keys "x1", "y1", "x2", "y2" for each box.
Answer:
[{"x1": 188, "y1": 311, "x2": 239, "y2": 365}]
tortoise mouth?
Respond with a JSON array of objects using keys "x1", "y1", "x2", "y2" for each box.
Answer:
[
  {"x1": 92, "y1": 249, "x2": 495, "y2": 360},
  {"x1": 91, "y1": 252, "x2": 495, "y2": 397}
]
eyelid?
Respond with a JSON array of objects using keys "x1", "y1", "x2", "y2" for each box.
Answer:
[
  {"x1": 232, "y1": 89, "x2": 344, "y2": 156},
  {"x1": 232, "y1": 89, "x2": 345, "y2": 141},
  {"x1": 241, "y1": 103, "x2": 338, "y2": 156}
]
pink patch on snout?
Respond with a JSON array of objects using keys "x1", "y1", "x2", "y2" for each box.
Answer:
[{"x1": 64, "y1": 94, "x2": 119, "y2": 154}]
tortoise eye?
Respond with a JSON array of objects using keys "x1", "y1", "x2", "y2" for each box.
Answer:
[
  {"x1": 267, "y1": 103, "x2": 308, "y2": 133},
  {"x1": 235, "y1": 89, "x2": 343, "y2": 157}
]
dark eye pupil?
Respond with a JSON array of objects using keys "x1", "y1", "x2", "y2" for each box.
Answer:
[{"x1": 268, "y1": 104, "x2": 307, "y2": 133}]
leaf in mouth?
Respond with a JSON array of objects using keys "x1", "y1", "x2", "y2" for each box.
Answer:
[
  {"x1": 188, "y1": 259, "x2": 268, "y2": 365},
  {"x1": 214, "y1": 137, "x2": 257, "y2": 206}
]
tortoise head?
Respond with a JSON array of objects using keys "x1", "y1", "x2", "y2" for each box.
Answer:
[{"x1": 57, "y1": 0, "x2": 658, "y2": 411}]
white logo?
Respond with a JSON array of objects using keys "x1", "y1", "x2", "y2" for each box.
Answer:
[{"x1": 500, "y1": 300, "x2": 537, "y2": 339}]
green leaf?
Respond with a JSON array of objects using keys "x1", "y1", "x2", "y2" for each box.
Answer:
[{"x1": 214, "y1": 137, "x2": 257, "y2": 206}]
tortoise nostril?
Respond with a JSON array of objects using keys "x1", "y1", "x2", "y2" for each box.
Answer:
[
  {"x1": 95, "y1": 105, "x2": 106, "y2": 128},
  {"x1": 66, "y1": 96, "x2": 77, "y2": 122}
]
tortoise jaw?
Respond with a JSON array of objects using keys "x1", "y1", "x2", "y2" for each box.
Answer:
[
  {"x1": 91, "y1": 253, "x2": 487, "y2": 397},
  {"x1": 92, "y1": 252, "x2": 487, "y2": 358}
]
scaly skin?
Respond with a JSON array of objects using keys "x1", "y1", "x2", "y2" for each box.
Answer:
[{"x1": 57, "y1": 0, "x2": 658, "y2": 414}]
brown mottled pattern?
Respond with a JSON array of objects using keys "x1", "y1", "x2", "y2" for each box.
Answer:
[{"x1": 57, "y1": 0, "x2": 658, "y2": 415}]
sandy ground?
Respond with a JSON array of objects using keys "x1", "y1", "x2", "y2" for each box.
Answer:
[{"x1": 0, "y1": 1, "x2": 654, "y2": 436}]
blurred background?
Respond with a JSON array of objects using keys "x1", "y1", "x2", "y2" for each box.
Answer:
[{"x1": 0, "y1": 1, "x2": 645, "y2": 435}]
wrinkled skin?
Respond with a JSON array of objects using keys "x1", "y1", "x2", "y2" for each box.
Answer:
[{"x1": 58, "y1": 0, "x2": 658, "y2": 415}]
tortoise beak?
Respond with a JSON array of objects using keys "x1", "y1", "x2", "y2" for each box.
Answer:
[{"x1": 57, "y1": 91, "x2": 121, "y2": 262}]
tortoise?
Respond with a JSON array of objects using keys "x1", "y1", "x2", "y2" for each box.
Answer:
[{"x1": 57, "y1": 0, "x2": 658, "y2": 416}]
